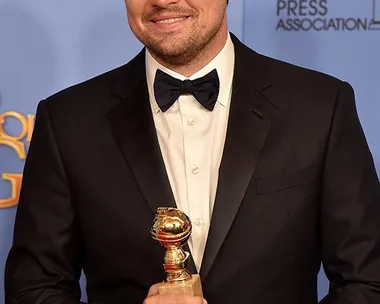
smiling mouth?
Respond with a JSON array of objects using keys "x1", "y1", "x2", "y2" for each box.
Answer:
[
  {"x1": 155, "y1": 17, "x2": 188, "y2": 24},
  {"x1": 151, "y1": 16, "x2": 191, "y2": 25}
]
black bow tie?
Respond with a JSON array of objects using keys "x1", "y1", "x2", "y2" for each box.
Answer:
[{"x1": 153, "y1": 69, "x2": 220, "y2": 112}]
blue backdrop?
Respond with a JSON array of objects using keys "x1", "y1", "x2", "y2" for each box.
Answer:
[{"x1": 0, "y1": 1, "x2": 379, "y2": 303}]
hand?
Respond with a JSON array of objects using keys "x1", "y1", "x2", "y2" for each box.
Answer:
[{"x1": 143, "y1": 283, "x2": 207, "y2": 304}]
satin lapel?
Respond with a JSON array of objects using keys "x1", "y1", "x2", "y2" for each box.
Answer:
[
  {"x1": 200, "y1": 35, "x2": 279, "y2": 280},
  {"x1": 106, "y1": 51, "x2": 197, "y2": 274},
  {"x1": 107, "y1": 51, "x2": 176, "y2": 215}
]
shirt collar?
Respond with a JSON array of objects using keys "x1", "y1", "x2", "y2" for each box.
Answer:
[{"x1": 146, "y1": 33, "x2": 235, "y2": 114}]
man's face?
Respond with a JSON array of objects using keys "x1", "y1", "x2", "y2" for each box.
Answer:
[{"x1": 124, "y1": 0, "x2": 228, "y2": 66}]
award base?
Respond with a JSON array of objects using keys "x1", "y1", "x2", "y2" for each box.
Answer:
[{"x1": 159, "y1": 274, "x2": 203, "y2": 297}]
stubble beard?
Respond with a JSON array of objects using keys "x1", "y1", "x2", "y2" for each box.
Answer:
[{"x1": 139, "y1": 16, "x2": 225, "y2": 67}]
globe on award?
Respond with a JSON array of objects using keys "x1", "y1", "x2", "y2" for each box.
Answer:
[{"x1": 151, "y1": 207, "x2": 203, "y2": 296}]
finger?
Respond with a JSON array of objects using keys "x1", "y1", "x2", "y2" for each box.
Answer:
[
  {"x1": 142, "y1": 295, "x2": 156, "y2": 304},
  {"x1": 146, "y1": 282, "x2": 164, "y2": 297},
  {"x1": 173, "y1": 294, "x2": 206, "y2": 304}
]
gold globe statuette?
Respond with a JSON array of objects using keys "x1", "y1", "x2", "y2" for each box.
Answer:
[{"x1": 151, "y1": 207, "x2": 203, "y2": 297}]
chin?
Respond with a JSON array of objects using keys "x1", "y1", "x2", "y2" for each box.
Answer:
[{"x1": 151, "y1": 42, "x2": 192, "y2": 58}]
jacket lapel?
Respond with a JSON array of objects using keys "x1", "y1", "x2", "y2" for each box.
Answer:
[
  {"x1": 200, "y1": 35, "x2": 279, "y2": 280},
  {"x1": 107, "y1": 50, "x2": 176, "y2": 216},
  {"x1": 106, "y1": 51, "x2": 197, "y2": 274}
]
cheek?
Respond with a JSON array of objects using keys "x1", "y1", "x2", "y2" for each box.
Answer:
[
  {"x1": 126, "y1": 9, "x2": 143, "y2": 34},
  {"x1": 125, "y1": 1, "x2": 144, "y2": 27},
  {"x1": 200, "y1": 3, "x2": 224, "y2": 24}
]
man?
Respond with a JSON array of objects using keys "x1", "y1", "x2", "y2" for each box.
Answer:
[{"x1": 5, "y1": 0, "x2": 380, "y2": 303}]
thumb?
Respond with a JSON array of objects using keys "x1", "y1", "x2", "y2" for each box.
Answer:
[{"x1": 146, "y1": 282, "x2": 164, "y2": 297}]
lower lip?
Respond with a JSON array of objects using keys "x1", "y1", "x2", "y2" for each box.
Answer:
[{"x1": 151, "y1": 17, "x2": 190, "y2": 31}]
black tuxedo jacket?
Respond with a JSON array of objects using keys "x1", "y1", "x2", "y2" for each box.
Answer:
[{"x1": 5, "y1": 35, "x2": 380, "y2": 304}]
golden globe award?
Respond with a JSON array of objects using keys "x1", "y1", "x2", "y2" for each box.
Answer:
[{"x1": 151, "y1": 207, "x2": 203, "y2": 297}]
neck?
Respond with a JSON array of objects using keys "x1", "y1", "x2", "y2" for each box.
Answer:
[{"x1": 150, "y1": 26, "x2": 229, "y2": 77}]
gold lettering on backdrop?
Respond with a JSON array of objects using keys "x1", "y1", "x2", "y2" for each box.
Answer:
[
  {"x1": 0, "y1": 111, "x2": 35, "y2": 208},
  {"x1": 0, "y1": 174, "x2": 23, "y2": 208}
]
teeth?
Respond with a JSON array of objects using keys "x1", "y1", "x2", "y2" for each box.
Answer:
[{"x1": 156, "y1": 17, "x2": 186, "y2": 24}]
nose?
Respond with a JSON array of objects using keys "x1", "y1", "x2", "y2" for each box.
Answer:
[{"x1": 149, "y1": 0, "x2": 181, "y2": 8}]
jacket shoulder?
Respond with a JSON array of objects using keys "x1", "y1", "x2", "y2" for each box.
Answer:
[{"x1": 39, "y1": 49, "x2": 145, "y2": 114}]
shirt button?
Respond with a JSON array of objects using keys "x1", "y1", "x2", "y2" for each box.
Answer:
[
  {"x1": 188, "y1": 117, "x2": 197, "y2": 126},
  {"x1": 192, "y1": 166, "x2": 200, "y2": 175},
  {"x1": 195, "y1": 218, "x2": 204, "y2": 226}
]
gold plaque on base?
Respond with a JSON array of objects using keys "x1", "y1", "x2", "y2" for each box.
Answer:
[
  {"x1": 159, "y1": 274, "x2": 203, "y2": 297},
  {"x1": 151, "y1": 207, "x2": 203, "y2": 297}
]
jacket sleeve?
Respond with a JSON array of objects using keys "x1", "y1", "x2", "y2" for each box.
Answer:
[
  {"x1": 319, "y1": 81, "x2": 380, "y2": 303},
  {"x1": 5, "y1": 100, "x2": 85, "y2": 304}
]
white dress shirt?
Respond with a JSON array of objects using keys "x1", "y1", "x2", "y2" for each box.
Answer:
[{"x1": 146, "y1": 34, "x2": 235, "y2": 272}]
